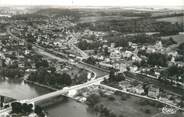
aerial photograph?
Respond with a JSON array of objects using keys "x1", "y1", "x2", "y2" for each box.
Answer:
[{"x1": 0, "y1": 0, "x2": 183, "y2": 117}]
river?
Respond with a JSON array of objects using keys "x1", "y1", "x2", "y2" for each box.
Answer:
[{"x1": 0, "y1": 79, "x2": 96, "y2": 117}]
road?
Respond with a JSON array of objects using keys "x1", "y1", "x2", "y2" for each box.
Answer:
[
  {"x1": 29, "y1": 75, "x2": 108, "y2": 103},
  {"x1": 7, "y1": 26, "x2": 21, "y2": 41},
  {"x1": 33, "y1": 45, "x2": 107, "y2": 77},
  {"x1": 5, "y1": 25, "x2": 183, "y2": 115},
  {"x1": 100, "y1": 84, "x2": 184, "y2": 111},
  {"x1": 0, "y1": 26, "x2": 109, "y2": 115},
  {"x1": 67, "y1": 34, "x2": 89, "y2": 59},
  {"x1": 69, "y1": 43, "x2": 89, "y2": 59},
  {"x1": 0, "y1": 75, "x2": 108, "y2": 115},
  {"x1": 125, "y1": 72, "x2": 184, "y2": 96},
  {"x1": 7, "y1": 26, "x2": 108, "y2": 77}
]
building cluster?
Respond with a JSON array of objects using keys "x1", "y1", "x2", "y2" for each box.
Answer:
[
  {"x1": 118, "y1": 79, "x2": 182, "y2": 106},
  {"x1": 87, "y1": 37, "x2": 182, "y2": 77},
  {"x1": 0, "y1": 32, "x2": 35, "y2": 72}
]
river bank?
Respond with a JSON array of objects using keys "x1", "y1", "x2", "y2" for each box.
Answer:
[
  {"x1": 23, "y1": 80, "x2": 97, "y2": 117},
  {"x1": 0, "y1": 79, "x2": 97, "y2": 117},
  {"x1": 24, "y1": 79, "x2": 92, "y2": 104},
  {"x1": 24, "y1": 79, "x2": 58, "y2": 91}
]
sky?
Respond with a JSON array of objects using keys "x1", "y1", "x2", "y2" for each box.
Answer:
[{"x1": 0, "y1": 0, "x2": 183, "y2": 7}]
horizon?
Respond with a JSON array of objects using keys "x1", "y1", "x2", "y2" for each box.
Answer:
[
  {"x1": 0, "y1": 5, "x2": 183, "y2": 10},
  {"x1": 0, "y1": 0, "x2": 183, "y2": 8}
]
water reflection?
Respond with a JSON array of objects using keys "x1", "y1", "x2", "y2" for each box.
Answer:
[{"x1": 0, "y1": 79, "x2": 96, "y2": 117}]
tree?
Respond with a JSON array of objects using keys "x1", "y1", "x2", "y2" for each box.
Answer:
[
  {"x1": 27, "y1": 43, "x2": 32, "y2": 50},
  {"x1": 49, "y1": 67, "x2": 56, "y2": 73},
  {"x1": 109, "y1": 68, "x2": 115, "y2": 82},
  {"x1": 144, "y1": 109, "x2": 151, "y2": 114},
  {"x1": 22, "y1": 103, "x2": 33, "y2": 114},
  {"x1": 61, "y1": 73, "x2": 72, "y2": 85},
  {"x1": 147, "y1": 53, "x2": 168, "y2": 67},
  {"x1": 115, "y1": 73, "x2": 125, "y2": 82},
  {"x1": 22, "y1": 103, "x2": 28, "y2": 113},
  {"x1": 168, "y1": 65, "x2": 179, "y2": 76},
  {"x1": 35, "y1": 59, "x2": 49, "y2": 69},
  {"x1": 34, "y1": 105, "x2": 43, "y2": 116},
  {"x1": 108, "y1": 95, "x2": 115, "y2": 101},
  {"x1": 75, "y1": 69, "x2": 88, "y2": 84},
  {"x1": 11, "y1": 102, "x2": 22, "y2": 113},
  {"x1": 143, "y1": 83, "x2": 149, "y2": 95},
  {"x1": 78, "y1": 40, "x2": 88, "y2": 50},
  {"x1": 2, "y1": 68, "x2": 22, "y2": 79},
  {"x1": 104, "y1": 47, "x2": 110, "y2": 56},
  {"x1": 27, "y1": 104, "x2": 33, "y2": 113},
  {"x1": 179, "y1": 101, "x2": 184, "y2": 107},
  {"x1": 86, "y1": 94, "x2": 100, "y2": 107},
  {"x1": 178, "y1": 43, "x2": 184, "y2": 54},
  {"x1": 83, "y1": 57, "x2": 97, "y2": 65}
]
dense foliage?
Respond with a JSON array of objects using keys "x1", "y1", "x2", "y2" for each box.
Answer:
[
  {"x1": 109, "y1": 69, "x2": 126, "y2": 82},
  {"x1": 28, "y1": 67, "x2": 72, "y2": 88},
  {"x1": 76, "y1": 19, "x2": 183, "y2": 35},
  {"x1": 147, "y1": 53, "x2": 168, "y2": 67}
]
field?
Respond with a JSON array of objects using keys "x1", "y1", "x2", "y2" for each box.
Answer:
[
  {"x1": 161, "y1": 34, "x2": 184, "y2": 47},
  {"x1": 78, "y1": 16, "x2": 139, "y2": 23},
  {"x1": 98, "y1": 95, "x2": 161, "y2": 117},
  {"x1": 96, "y1": 92, "x2": 184, "y2": 117},
  {"x1": 156, "y1": 16, "x2": 184, "y2": 24}
]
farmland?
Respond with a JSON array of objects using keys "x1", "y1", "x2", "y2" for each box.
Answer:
[
  {"x1": 156, "y1": 16, "x2": 184, "y2": 24},
  {"x1": 161, "y1": 34, "x2": 184, "y2": 47},
  {"x1": 98, "y1": 95, "x2": 162, "y2": 117},
  {"x1": 78, "y1": 16, "x2": 139, "y2": 23}
]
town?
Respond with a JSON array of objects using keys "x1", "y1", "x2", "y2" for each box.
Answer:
[{"x1": 0, "y1": 5, "x2": 184, "y2": 117}]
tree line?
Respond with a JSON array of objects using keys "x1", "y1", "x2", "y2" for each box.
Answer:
[{"x1": 28, "y1": 67, "x2": 72, "y2": 88}]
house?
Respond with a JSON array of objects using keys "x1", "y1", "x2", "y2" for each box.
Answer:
[
  {"x1": 111, "y1": 43, "x2": 115, "y2": 48},
  {"x1": 132, "y1": 55, "x2": 142, "y2": 62},
  {"x1": 104, "y1": 90, "x2": 114, "y2": 96},
  {"x1": 119, "y1": 81, "x2": 131, "y2": 91},
  {"x1": 129, "y1": 65, "x2": 138, "y2": 73},
  {"x1": 99, "y1": 62, "x2": 113, "y2": 69},
  {"x1": 129, "y1": 42, "x2": 138, "y2": 49},
  {"x1": 146, "y1": 47, "x2": 156, "y2": 53},
  {"x1": 179, "y1": 32, "x2": 184, "y2": 35},
  {"x1": 159, "y1": 97, "x2": 175, "y2": 105},
  {"x1": 110, "y1": 50, "x2": 121, "y2": 60},
  {"x1": 148, "y1": 86, "x2": 160, "y2": 98},
  {"x1": 18, "y1": 62, "x2": 25, "y2": 68},
  {"x1": 0, "y1": 52, "x2": 5, "y2": 59},
  {"x1": 122, "y1": 50, "x2": 133, "y2": 58},
  {"x1": 112, "y1": 61, "x2": 127, "y2": 72},
  {"x1": 25, "y1": 50, "x2": 30, "y2": 55},
  {"x1": 167, "y1": 51, "x2": 178, "y2": 57},
  {"x1": 135, "y1": 84, "x2": 145, "y2": 94},
  {"x1": 18, "y1": 40, "x2": 25, "y2": 46}
]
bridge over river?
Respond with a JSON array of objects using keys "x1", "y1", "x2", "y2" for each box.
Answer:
[{"x1": 0, "y1": 75, "x2": 108, "y2": 115}]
